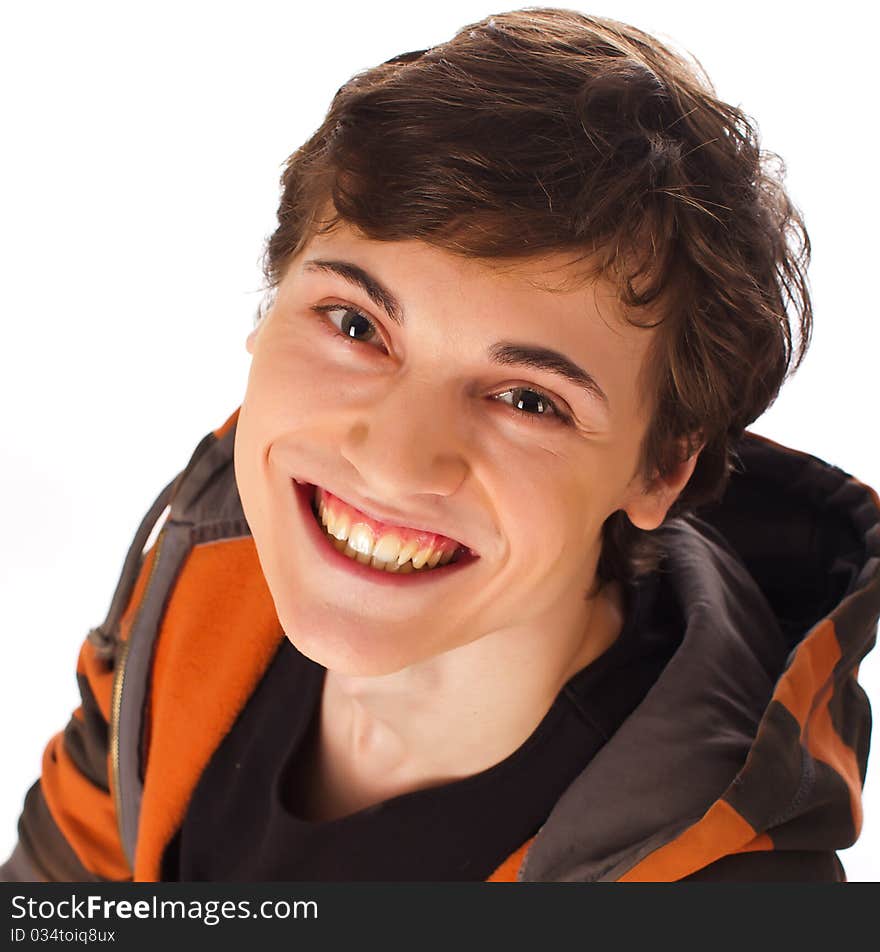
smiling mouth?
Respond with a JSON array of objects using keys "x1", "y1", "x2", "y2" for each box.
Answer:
[{"x1": 307, "y1": 485, "x2": 471, "y2": 574}]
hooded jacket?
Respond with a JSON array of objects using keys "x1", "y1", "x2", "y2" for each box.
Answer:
[{"x1": 2, "y1": 406, "x2": 878, "y2": 882}]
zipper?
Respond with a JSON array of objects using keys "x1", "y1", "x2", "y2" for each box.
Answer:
[{"x1": 109, "y1": 524, "x2": 170, "y2": 875}]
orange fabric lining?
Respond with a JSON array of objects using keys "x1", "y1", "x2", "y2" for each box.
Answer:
[
  {"x1": 134, "y1": 536, "x2": 284, "y2": 881},
  {"x1": 732, "y1": 429, "x2": 869, "y2": 834},
  {"x1": 40, "y1": 732, "x2": 130, "y2": 881},
  {"x1": 40, "y1": 544, "x2": 161, "y2": 881},
  {"x1": 808, "y1": 678, "x2": 864, "y2": 838},
  {"x1": 621, "y1": 616, "x2": 863, "y2": 881},
  {"x1": 619, "y1": 799, "x2": 768, "y2": 882},
  {"x1": 487, "y1": 837, "x2": 536, "y2": 882},
  {"x1": 774, "y1": 618, "x2": 839, "y2": 728},
  {"x1": 487, "y1": 825, "x2": 773, "y2": 883},
  {"x1": 213, "y1": 407, "x2": 240, "y2": 441},
  {"x1": 773, "y1": 617, "x2": 863, "y2": 836}
]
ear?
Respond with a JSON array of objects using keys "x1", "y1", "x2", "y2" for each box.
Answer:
[
  {"x1": 246, "y1": 290, "x2": 277, "y2": 354},
  {"x1": 622, "y1": 437, "x2": 704, "y2": 531}
]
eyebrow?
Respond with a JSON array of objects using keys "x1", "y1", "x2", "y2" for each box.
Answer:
[
  {"x1": 486, "y1": 342, "x2": 610, "y2": 409},
  {"x1": 302, "y1": 257, "x2": 611, "y2": 410},
  {"x1": 304, "y1": 259, "x2": 404, "y2": 325}
]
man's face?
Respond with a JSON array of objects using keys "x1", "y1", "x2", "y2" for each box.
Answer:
[{"x1": 234, "y1": 221, "x2": 665, "y2": 677}]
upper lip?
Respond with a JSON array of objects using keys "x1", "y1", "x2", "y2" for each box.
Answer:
[{"x1": 298, "y1": 479, "x2": 477, "y2": 554}]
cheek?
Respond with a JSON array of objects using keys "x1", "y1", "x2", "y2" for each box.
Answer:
[
  {"x1": 503, "y1": 453, "x2": 626, "y2": 568},
  {"x1": 247, "y1": 337, "x2": 342, "y2": 424},
  {"x1": 494, "y1": 466, "x2": 591, "y2": 564}
]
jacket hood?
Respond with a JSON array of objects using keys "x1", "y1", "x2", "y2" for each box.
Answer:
[{"x1": 521, "y1": 431, "x2": 880, "y2": 881}]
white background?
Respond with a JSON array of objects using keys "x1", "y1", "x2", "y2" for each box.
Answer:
[{"x1": 1, "y1": 0, "x2": 877, "y2": 880}]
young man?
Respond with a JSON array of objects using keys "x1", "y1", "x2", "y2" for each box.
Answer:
[{"x1": 3, "y1": 9, "x2": 878, "y2": 882}]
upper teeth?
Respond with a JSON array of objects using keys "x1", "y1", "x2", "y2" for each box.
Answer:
[{"x1": 316, "y1": 496, "x2": 457, "y2": 572}]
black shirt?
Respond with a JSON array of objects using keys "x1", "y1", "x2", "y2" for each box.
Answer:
[{"x1": 162, "y1": 570, "x2": 681, "y2": 881}]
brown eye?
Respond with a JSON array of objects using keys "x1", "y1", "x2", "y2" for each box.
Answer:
[
  {"x1": 494, "y1": 387, "x2": 570, "y2": 425},
  {"x1": 313, "y1": 304, "x2": 385, "y2": 350},
  {"x1": 334, "y1": 307, "x2": 377, "y2": 341}
]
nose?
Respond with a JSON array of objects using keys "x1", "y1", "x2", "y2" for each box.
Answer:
[{"x1": 339, "y1": 375, "x2": 470, "y2": 502}]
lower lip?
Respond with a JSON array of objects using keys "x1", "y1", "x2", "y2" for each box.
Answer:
[{"x1": 291, "y1": 479, "x2": 479, "y2": 587}]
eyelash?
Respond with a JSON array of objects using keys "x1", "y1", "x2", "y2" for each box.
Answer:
[{"x1": 310, "y1": 302, "x2": 574, "y2": 428}]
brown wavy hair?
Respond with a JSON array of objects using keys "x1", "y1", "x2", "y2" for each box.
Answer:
[{"x1": 259, "y1": 7, "x2": 812, "y2": 595}]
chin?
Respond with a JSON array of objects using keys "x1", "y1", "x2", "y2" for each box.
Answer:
[{"x1": 281, "y1": 615, "x2": 433, "y2": 678}]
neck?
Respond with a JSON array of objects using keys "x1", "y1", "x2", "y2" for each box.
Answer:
[{"x1": 317, "y1": 578, "x2": 625, "y2": 793}]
